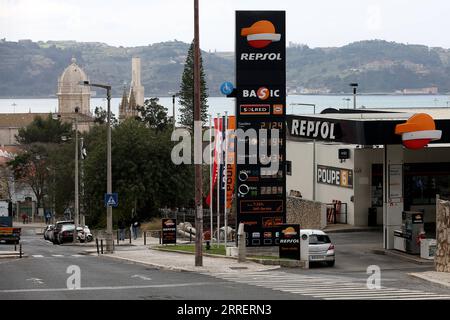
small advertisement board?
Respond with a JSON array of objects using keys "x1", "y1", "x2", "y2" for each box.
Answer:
[
  {"x1": 279, "y1": 224, "x2": 300, "y2": 260},
  {"x1": 162, "y1": 218, "x2": 177, "y2": 245}
]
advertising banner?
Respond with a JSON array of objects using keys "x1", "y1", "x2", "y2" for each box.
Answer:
[
  {"x1": 235, "y1": 11, "x2": 286, "y2": 247},
  {"x1": 317, "y1": 165, "x2": 354, "y2": 189},
  {"x1": 162, "y1": 218, "x2": 177, "y2": 245},
  {"x1": 279, "y1": 224, "x2": 300, "y2": 260}
]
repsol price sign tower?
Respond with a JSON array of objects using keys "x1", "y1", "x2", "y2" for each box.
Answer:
[{"x1": 235, "y1": 11, "x2": 286, "y2": 247}]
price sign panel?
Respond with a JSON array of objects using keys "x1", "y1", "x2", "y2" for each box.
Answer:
[{"x1": 235, "y1": 11, "x2": 286, "y2": 247}]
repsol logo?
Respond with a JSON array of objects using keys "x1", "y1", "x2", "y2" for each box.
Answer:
[
  {"x1": 291, "y1": 119, "x2": 338, "y2": 140},
  {"x1": 240, "y1": 53, "x2": 282, "y2": 61},
  {"x1": 280, "y1": 239, "x2": 299, "y2": 244}
]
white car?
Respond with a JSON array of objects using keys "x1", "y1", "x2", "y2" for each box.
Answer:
[{"x1": 301, "y1": 229, "x2": 335, "y2": 267}]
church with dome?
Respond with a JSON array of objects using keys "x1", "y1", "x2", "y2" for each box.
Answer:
[
  {"x1": 0, "y1": 57, "x2": 94, "y2": 146},
  {"x1": 57, "y1": 57, "x2": 91, "y2": 116}
]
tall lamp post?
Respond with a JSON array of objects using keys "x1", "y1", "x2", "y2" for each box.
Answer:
[
  {"x1": 172, "y1": 94, "x2": 176, "y2": 129},
  {"x1": 80, "y1": 81, "x2": 113, "y2": 253},
  {"x1": 73, "y1": 107, "x2": 79, "y2": 243},
  {"x1": 290, "y1": 103, "x2": 317, "y2": 201}
]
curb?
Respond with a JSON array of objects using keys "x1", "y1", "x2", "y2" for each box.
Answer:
[
  {"x1": 324, "y1": 227, "x2": 382, "y2": 234},
  {"x1": 101, "y1": 254, "x2": 193, "y2": 273},
  {"x1": 152, "y1": 247, "x2": 237, "y2": 260},
  {"x1": 409, "y1": 273, "x2": 450, "y2": 289},
  {"x1": 371, "y1": 249, "x2": 434, "y2": 265}
]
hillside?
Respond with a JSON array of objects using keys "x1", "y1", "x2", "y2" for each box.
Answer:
[{"x1": 1, "y1": 39, "x2": 450, "y2": 97}]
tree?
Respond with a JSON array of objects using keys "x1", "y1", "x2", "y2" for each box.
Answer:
[
  {"x1": 16, "y1": 114, "x2": 72, "y2": 144},
  {"x1": 8, "y1": 143, "x2": 51, "y2": 212},
  {"x1": 82, "y1": 119, "x2": 194, "y2": 228},
  {"x1": 178, "y1": 40, "x2": 209, "y2": 130},
  {"x1": 136, "y1": 98, "x2": 172, "y2": 131},
  {"x1": 93, "y1": 106, "x2": 118, "y2": 126}
]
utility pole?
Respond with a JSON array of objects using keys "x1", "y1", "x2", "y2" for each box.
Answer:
[{"x1": 193, "y1": 0, "x2": 203, "y2": 267}]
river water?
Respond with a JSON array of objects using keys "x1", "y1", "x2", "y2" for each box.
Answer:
[{"x1": 1, "y1": 95, "x2": 450, "y2": 120}]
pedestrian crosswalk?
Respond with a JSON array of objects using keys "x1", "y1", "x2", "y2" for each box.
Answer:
[{"x1": 208, "y1": 270, "x2": 450, "y2": 300}]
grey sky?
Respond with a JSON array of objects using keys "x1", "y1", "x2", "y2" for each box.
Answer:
[{"x1": 1, "y1": 0, "x2": 449, "y2": 51}]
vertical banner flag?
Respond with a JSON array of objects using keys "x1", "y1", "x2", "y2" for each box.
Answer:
[{"x1": 206, "y1": 117, "x2": 223, "y2": 207}]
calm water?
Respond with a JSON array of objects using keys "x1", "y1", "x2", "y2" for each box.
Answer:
[{"x1": 1, "y1": 95, "x2": 450, "y2": 121}]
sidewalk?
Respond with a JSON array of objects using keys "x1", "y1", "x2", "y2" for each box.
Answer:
[
  {"x1": 98, "y1": 237, "x2": 280, "y2": 274},
  {"x1": 409, "y1": 271, "x2": 450, "y2": 288}
]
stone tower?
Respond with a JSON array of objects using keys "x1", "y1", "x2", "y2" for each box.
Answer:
[
  {"x1": 119, "y1": 57, "x2": 145, "y2": 121},
  {"x1": 57, "y1": 58, "x2": 91, "y2": 115},
  {"x1": 131, "y1": 57, "x2": 144, "y2": 107}
]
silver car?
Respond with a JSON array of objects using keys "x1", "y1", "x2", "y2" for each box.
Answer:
[{"x1": 301, "y1": 229, "x2": 335, "y2": 267}]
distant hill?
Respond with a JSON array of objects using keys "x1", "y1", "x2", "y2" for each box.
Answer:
[{"x1": 1, "y1": 39, "x2": 450, "y2": 97}]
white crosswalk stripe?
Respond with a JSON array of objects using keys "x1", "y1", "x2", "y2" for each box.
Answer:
[
  {"x1": 29, "y1": 254, "x2": 89, "y2": 259},
  {"x1": 207, "y1": 271, "x2": 450, "y2": 300}
]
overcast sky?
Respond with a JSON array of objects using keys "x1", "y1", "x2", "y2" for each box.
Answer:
[{"x1": 1, "y1": 0, "x2": 450, "y2": 51}]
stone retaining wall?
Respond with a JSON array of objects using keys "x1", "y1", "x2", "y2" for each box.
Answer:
[
  {"x1": 286, "y1": 196, "x2": 326, "y2": 230},
  {"x1": 436, "y1": 197, "x2": 450, "y2": 273}
]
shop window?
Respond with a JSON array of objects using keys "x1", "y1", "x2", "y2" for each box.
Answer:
[{"x1": 404, "y1": 163, "x2": 450, "y2": 207}]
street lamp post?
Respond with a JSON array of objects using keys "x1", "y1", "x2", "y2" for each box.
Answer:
[
  {"x1": 289, "y1": 103, "x2": 317, "y2": 201},
  {"x1": 80, "y1": 81, "x2": 113, "y2": 253},
  {"x1": 73, "y1": 107, "x2": 79, "y2": 243},
  {"x1": 172, "y1": 94, "x2": 176, "y2": 129},
  {"x1": 350, "y1": 83, "x2": 358, "y2": 109}
]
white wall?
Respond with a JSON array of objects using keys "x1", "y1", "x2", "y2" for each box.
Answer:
[
  {"x1": 354, "y1": 148, "x2": 384, "y2": 226},
  {"x1": 287, "y1": 140, "x2": 356, "y2": 225}
]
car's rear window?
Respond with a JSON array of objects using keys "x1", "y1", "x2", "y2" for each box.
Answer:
[
  {"x1": 61, "y1": 225, "x2": 75, "y2": 231},
  {"x1": 309, "y1": 234, "x2": 331, "y2": 244}
]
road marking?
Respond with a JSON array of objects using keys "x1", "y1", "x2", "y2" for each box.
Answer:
[
  {"x1": 51, "y1": 255, "x2": 64, "y2": 257},
  {"x1": 26, "y1": 278, "x2": 44, "y2": 285},
  {"x1": 0, "y1": 282, "x2": 228, "y2": 293},
  {"x1": 71, "y1": 255, "x2": 83, "y2": 257},
  {"x1": 32, "y1": 255, "x2": 44, "y2": 258},
  {"x1": 207, "y1": 271, "x2": 450, "y2": 300},
  {"x1": 131, "y1": 275, "x2": 152, "y2": 281}
]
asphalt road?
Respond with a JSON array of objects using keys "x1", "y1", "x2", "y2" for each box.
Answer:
[
  {"x1": 0, "y1": 229, "x2": 449, "y2": 300},
  {"x1": 282, "y1": 231, "x2": 450, "y2": 294},
  {"x1": 0, "y1": 229, "x2": 301, "y2": 300}
]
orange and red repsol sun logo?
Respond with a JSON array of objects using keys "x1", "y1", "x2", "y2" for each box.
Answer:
[
  {"x1": 395, "y1": 113, "x2": 442, "y2": 150},
  {"x1": 241, "y1": 20, "x2": 281, "y2": 49}
]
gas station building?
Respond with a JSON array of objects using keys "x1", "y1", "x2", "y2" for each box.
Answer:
[{"x1": 286, "y1": 108, "x2": 450, "y2": 249}]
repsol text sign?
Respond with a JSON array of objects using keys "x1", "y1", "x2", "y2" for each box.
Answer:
[
  {"x1": 290, "y1": 119, "x2": 341, "y2": 141},
  {"x1": 317, "y1": 165, "x2": 353, "y2": 189}
]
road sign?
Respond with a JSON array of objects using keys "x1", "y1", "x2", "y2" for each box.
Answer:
[
  {"x1": 220, "y1": 82, "x2": 234, "y2": 96},
  {"x1": 104, "y1": 193, "x2": 118, "y2": 207}
]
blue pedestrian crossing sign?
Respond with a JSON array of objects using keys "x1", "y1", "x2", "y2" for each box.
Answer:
[{"x1": 104, "y1": 193, "x2": 118, "y2": 207}]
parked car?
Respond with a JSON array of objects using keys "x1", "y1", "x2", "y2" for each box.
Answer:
[
  {"x1": 43, "y1": 225, "x2": 54, "y2": 241},
  {"x1": 301, "y1": 229, "x2": 335, "y2": 267},
  {"x1": 52, "y1": 221, "x2": 74, "y2": 244},
  {"x1": 57, "y1": 224, "x2": 75, "y2": 244}
]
